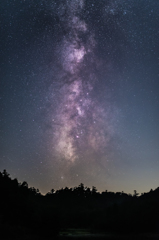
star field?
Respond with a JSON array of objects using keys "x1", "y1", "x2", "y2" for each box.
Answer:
[{"x1": 0, "y1": 0, "x2": 159, "y2": 194}]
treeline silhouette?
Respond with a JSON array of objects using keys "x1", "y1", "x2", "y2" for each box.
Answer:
[{"x1": 0, "y1": 169, "x2": 159, "y2": 239}]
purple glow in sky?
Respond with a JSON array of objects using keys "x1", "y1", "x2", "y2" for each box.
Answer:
[{"x1": 51, "y1": 1, "x2": 115, "y2": 164}]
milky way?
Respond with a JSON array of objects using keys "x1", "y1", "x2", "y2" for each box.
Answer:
[{"x1": 49, "y1": 0, "x2": 115, "y2": 168}]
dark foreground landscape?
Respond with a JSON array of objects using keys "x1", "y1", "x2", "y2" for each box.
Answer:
[{"x1": 0, "y1": 170, "x2": 159, "y2": 239}]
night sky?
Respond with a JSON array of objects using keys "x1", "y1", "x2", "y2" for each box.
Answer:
[{"x1": 1, "y1": 0, "x2": 159, "y2": 195}]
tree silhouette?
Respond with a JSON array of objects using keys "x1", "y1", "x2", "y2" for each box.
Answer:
[
  {"x1": 0, "y1": 169, "x2": 159, "y2": 237},
  {"x1": 92, "y1": 186, "x2": 97, "y2": 195},
  {"x1": 50, "y1": 188, "x2": 55, "y2": 194},
  {"x1": 133, "y1": 190, "x2": 139, "y2": 197}
]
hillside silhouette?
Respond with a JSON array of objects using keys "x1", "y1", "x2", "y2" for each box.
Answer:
[{"x1": 0, "y1": 170, "x2": 159, "y2": 239}]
